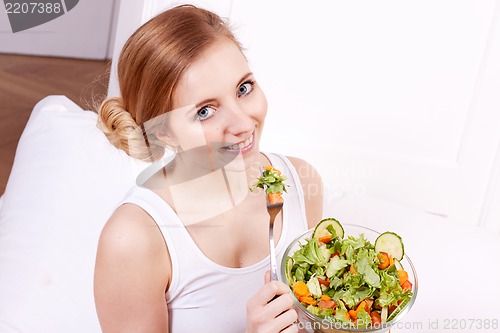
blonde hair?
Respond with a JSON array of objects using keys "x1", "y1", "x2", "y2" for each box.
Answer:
[{"x1": 98, "y1": 5, "x2": 241, "y2": 161}]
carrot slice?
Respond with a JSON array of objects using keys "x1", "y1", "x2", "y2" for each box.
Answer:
[
  {"x1": 293, "y1": 281, "x2": 310, "y2": 298},
  {"x1": 356, "y1": 300, "x2": 368, "y2": 313},
  {"x1": 397, "y1": 270, "x2": 409, "y2": 285},
  {"x1": 265, "y1": 165, "x2": 281, "y2": 175},
  {"x1": 389, "y1": 254, "x2": 394, "y2": 266},
  {"x1": 377, "y1": 252, "x2": 390, "y2": 269},
  {"x1": 299, "y1": 296, "x2": 317, "y2": 306},
  {"x1": 267, "y1": 192, "x2": 283, "y2": 204},
  {"x1": 318, "y1": 235, "x2": 332, "y2": 244}
]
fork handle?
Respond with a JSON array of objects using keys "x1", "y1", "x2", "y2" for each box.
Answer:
[
  {"x1": 269, "y1": 232, "x2": 279, "y2": 281},
  {"x1": 270, "y1": 268, "x2": 279, "y2": 281}
]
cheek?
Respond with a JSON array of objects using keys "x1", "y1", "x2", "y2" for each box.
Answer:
[
  {"x1": 174, "y1": 122, "x2": 210, "y2": 150},
  {"x1": 253, "y1": 90, "x2": 268, "y2": 121}
]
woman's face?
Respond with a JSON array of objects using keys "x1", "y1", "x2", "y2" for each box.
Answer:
[{"x1": 163, "y1": 39, "x2": 268, "y2": 172}]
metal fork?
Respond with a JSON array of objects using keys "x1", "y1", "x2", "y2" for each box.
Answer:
[{"x1": 266, "y1": 200, "x2": 283, "y2": 281}]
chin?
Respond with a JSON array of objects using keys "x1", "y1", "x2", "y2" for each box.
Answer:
[{"x1": 219, "y1": 149, "x2": 261, "y2": 174}]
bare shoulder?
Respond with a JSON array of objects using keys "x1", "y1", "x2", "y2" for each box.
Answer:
[
  {"x1": 286, "y1": 156, "x2": 324, "y2": 228},
  {"x1": 94, "y1": 204, "x2": 170, "y2": 332},
  {"x1": 286, "y1": 156, "x2": 323, "y2": 195},
  {"x1": 97, "y1": 204, "x2": 170, "y2": 266}
]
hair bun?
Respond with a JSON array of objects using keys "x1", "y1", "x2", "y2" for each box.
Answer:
[{"x1": 97, "y1": 97, "x2": 165, "y2": 161}]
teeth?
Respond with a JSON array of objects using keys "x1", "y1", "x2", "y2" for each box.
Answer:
[{"x1": 226, "y1": 134, "x2": 253, "y2": 150}]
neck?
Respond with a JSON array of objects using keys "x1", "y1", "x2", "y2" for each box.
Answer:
[{"x1": 150, "y1": 152, "x2": 265, "y2": 226}]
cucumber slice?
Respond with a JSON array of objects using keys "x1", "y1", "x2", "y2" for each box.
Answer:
[
  {"x1": 394, "y1": 258, "x2": 404, "y2": 270},
  {"x1": 381, "y1": 306, "x2": 388, "y2": 323},
  {"x1": 375, "y1": 231, "x2": 404, "y2": 261},
  {"x1": 387, "y1": 297, "x2": 411, "y2": 322},
  {"x1": 313, "y1": 218, "x2": 344, "y2": 240},
  {"x1": 284, "y1": 257, "x2": 294, "y2": 286}
]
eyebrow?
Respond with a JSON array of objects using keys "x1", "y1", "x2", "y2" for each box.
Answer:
[{"x1": 193, "y1": 72, "x2": 254, "y2": 109}]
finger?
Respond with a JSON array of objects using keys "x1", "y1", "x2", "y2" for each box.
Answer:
[
  {"x1": 273, "y1": 308, "x2": 298, "y2": 332},
  {"x1": 264, "y1": 270, "x2": 271, "y2": 283},
  {"x1": 266, "y1": 292, "x2": 293, "y2": 313},
  {"x1": 280, "y1": 322, "x2": 299, "y2": 333},
  {"x1": 253, "y1": 281, "x2": 290, "y2": 306}
]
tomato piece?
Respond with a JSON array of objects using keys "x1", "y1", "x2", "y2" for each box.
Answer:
[
  {"x1": 370, "y1": 311, "x2": 382, "y2": 325},
  {"x1": 318, "y1": 277, "x2": 330, "y2": 287},
  {"x1": 318, "y1": 300, "x2": 337, "y2": 309},
  {"x1": 401, "y1": 280, "x2": 413, "y2": 291},
  {"x1": 364, "y1": 298, "x2": 374, "y2": 311}
]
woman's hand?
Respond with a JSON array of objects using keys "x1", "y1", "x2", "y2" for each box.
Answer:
[{"x1": 245, "y1": 272, "x2": 298, "y2": 333}]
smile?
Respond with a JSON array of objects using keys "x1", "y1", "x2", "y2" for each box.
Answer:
[{"x1": 221, "y1": 131, "x2": 255, "y2": 153}]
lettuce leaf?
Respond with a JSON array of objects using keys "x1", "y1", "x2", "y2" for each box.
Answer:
[
  {"x1": 306, "y1": 305, "x2": 334, "y2": 319},
  {"x1": 326, "y1": 255, "x2": 348, "y2": 278},
  {"x1": 356, "y1": 251, "x2": 381, "y2": 288},
  {"x1": 293, "y1": 238, "x2": 329, "y2": 266},
  {"x1": 356, "y1": 309, "x2": 372, "y2": 328},
  {"x1": 307, "y1": 277, "x2": 322, "y2": 298}
]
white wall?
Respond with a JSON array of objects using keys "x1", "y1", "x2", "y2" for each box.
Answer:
[{"x1": 109, "y1": 0, "x2": 500, "y2": 233}]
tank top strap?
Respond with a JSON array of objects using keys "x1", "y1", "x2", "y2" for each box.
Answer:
[{"x1": 119, "y1": 186, "x2": 183, "y2": 302}]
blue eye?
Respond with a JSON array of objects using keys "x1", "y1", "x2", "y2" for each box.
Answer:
[
  {"x1": 238, "y1": 81, "x2": 254, "y2": 96},
  {"x1": 197, "y1": 105, "x2": 216, "y2": 121}
]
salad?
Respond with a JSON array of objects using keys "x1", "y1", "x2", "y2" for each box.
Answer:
[
  {"x1": 250, "y1": 166, "x2": 289, "y2": 204},
  {"x1": 284, "y1": 218, "x2": 413, "y2": 328}
]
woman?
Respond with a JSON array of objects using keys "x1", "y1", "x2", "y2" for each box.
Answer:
[{"x1": 94, "y1": 5, "x2": 323, "y2": 332}]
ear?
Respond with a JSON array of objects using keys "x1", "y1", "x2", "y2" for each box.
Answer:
[
  {"x1": 155, "y1": 129, "x2": 179, "y2": 150},
  {"x1": 144, "y1": 110, "x2": 179, "y2": 149}
]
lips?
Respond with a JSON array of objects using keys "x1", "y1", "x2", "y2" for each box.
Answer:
[{"x1": 221, "y1": 131, "x2": 255, "y2": 153}]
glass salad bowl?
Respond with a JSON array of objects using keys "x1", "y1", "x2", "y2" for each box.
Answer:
[{"x1": 281, "y1": 223, "x2": 418, "y2": 333}]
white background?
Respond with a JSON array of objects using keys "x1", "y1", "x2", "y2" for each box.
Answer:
[{"x1": 110, "y1": 0, "x2": 500, "y2": 233}]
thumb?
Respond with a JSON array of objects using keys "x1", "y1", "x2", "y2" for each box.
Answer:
[{"x1": 264, "y1": 270, "x2": 271, "y2": 283}]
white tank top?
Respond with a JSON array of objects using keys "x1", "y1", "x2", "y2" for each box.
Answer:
[{"x1": 120, "y1": 153, "x2": 308, "y2": 332}]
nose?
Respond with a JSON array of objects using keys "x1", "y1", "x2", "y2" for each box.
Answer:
[{"x1": 221, "y1": 102, "x2": 254, "y2": 136}]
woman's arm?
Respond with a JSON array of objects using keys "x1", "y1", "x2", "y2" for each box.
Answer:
[
  {"x1": 287, "y1": 156, "x2": 324, "y2": 229},
  {"x1": 94, "y1": 204, "x2": 171, "y2": 333}
]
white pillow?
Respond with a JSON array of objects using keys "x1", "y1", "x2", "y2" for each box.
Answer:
[{"x1": 0, "y1": 96, "x2": 149, "y2": 333}]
